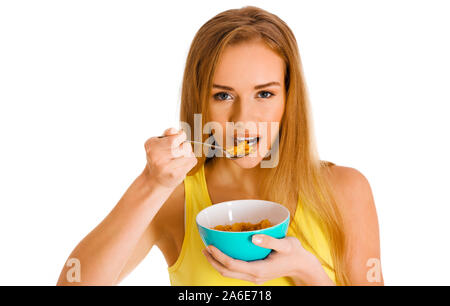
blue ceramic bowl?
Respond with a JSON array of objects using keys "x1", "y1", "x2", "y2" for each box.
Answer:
[{"x1": 196, "y1": 199, "x2": 290, "y2": 261}]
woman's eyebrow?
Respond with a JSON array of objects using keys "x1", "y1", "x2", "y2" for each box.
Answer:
[{"x1": 212, "y1": 81, "x2": 281, "y2": 91}]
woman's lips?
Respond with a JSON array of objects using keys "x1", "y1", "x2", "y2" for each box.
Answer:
[
  {"x1": 224, "y1": 136, "x2": 261, "y2": 157},
  {"x1": 233, "y1": 136, "x2": 260, "y2": 146}
]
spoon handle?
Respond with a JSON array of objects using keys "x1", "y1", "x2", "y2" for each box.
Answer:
[
  {"x1": 157, "y1": 135, "x2": 223, "y2": 150},
  {"x1": 186, "y1": 140, "x2": 223, "y2": 149}
]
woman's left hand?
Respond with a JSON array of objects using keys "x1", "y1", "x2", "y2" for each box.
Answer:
[{"x1": 202, "y1": 235, "x2": 334, "y2": 285}]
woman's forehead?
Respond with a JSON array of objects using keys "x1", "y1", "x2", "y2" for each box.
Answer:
[{"x1": 212, "y1": 41, "x2": 285, "y2": 90}]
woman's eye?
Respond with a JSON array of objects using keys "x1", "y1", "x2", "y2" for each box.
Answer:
[
  {"x1": 213, "y1": 91, "x2": 275, "y2": 101},
  {"x1": 257, "y1": 91, "x2": 274, "y2": 99},
  {"x1": 213, "y1": 92, "x2": 232, "y2": 101}
]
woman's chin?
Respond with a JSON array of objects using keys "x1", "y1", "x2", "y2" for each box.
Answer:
[
  {"x1": 231, "y1": 157, "x2": 260, "y2": 168},
  {"x1": 230, "y1": 151, "x2": 266, "y2": 168}
]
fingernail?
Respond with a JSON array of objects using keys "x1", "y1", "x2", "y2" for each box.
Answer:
[
  {"x1": 252, "y1": 235, "x2": 262, "y2": 244},
  {"x1": 206, "y1": 246, "x2": 212, "y2": 254}
]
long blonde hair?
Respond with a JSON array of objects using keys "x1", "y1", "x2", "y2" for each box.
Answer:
[{"x1": 180, "y1": 6, "x2": 350, "y2": 285}]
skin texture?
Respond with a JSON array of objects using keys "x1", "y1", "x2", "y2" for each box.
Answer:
[
  {"x1": 208, "y1": 40, "x2": 285, "y2": 169},
  {"x1": 56, "y1": 128, "x2": 197, "y2": 285},
  {"x1": 57, "y1": 41, "x2": 383, "y2": 286}
]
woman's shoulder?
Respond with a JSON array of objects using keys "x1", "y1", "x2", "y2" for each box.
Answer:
[
  {"x1": 323, "y1": 162, "x2": 378, "y2": 232},
  {"x1": 327, "y1": 164, "x2": 379, "y2": 245},
  {"x1": 323, "y1": 164, "x2": 382, "y2": 285},
  {"x1": 323, "y1": 162, "x2": 368, "y2": 185}
]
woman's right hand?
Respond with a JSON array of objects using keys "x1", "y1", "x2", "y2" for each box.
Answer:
[{"x1": 143, "y1": 127, "x2": 198, "y2": 189}]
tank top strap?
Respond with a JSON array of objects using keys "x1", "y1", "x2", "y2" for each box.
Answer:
[
  {"x1": 184, "y1": 164, "x2": 212, "y2": 216},
  {"x1": 168, "y1": 165, "x2": 211, "y2": 277}
]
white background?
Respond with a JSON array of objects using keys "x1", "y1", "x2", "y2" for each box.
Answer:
[{"x1": 1, "y1": 0, "x2": 449, "y2": 285}]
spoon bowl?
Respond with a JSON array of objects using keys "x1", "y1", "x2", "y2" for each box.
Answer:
[{"x1": 157, "y1": 136, "x2": 251, "y2": 159}]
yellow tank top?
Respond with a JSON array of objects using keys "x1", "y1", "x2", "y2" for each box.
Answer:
[{"x1": 167, "y1": 163, "x2": 336, "y2": 285}]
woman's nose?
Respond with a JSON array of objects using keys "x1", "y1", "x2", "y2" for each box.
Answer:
[
  {"x1": 230, "y1": 99, "x2": 253, "y2": 123},
  {"x1": 228, "y1": 100, "x2": 260, "y2": 136}
]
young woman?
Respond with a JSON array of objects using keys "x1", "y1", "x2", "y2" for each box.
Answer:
[{"x1": 57, "y1": 6, "x2": 383, "y2": 286}]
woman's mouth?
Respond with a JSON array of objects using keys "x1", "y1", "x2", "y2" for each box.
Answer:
[
  {"x1": 233, "y1": 136, "x2": 260, "y2": 146},
  {"x1": 225, "y1": 136, "x2": 261, "y2": 157}
]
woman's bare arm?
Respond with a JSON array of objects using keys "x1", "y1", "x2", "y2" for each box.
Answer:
[
  {"x1": 56, "y1": 169, "x2": 174, "y2": 285},
  {"x1": 330, "y1": 165, "x2": 384, "y2": 285},
  {"x1": 114, "y1": 181, "x2": 184, "y2": 285},
  {"x1": 56, "y1": 128, "x2": 197, "y2": 285}
]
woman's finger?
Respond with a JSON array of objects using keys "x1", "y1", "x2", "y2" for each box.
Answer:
[
  {"x1": 202, "y1": 249, "x2": 259, "y2": 283},
  {"x1": 207, "y1": 245, "x2": 257, "y2": 276},
  {"x1": 170, "y1": 130, "x2": 187, "y2": 149},
  {"x1": 170, "y1": 141, "x2": 193, "y2": 158},
  {"x1": 144, "y1": 127, "x2": 196, "y2": 189},
  {"x1": 251, "y1": 235, "x2": 292, "y2": 254},
  {"x1": 158, "y1": 129, "x2": 184, "y2": 148},
  {"x1": 167, "y1": 154, "x2": 197, "y2": 170},
  {"x1": 162, "y1": 127, "x2": 179, "y2": 136}
]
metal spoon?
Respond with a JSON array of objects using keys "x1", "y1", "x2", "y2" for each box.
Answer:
[{"x1": 157, "y1": 135, "x2": 248, "y2": 159}]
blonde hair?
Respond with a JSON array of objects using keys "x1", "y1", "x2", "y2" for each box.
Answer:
[{"x1": 180, "y1": 6, "x2": 350, "y2": 285}]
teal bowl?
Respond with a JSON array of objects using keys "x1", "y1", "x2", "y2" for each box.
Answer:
[{"x1": 196, "y1": 199, "x2": 290, "y2": 261}]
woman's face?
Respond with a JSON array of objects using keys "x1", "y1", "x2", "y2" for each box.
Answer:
[{"x1": 208, "y1": 40, "x2": 286, "y2": 168}]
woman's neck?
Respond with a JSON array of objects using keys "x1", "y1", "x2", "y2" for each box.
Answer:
[{"x1": 204, "y1": 157, "x2": 265, "y2": 197}]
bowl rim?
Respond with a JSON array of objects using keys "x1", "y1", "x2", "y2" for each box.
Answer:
[{"x1": 195, "y1": 199, "x2": 290, "y2": 233}]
